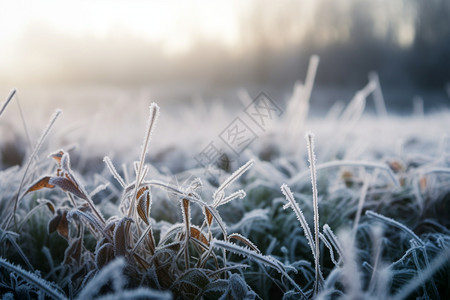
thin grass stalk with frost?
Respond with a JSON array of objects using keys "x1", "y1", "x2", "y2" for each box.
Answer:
[
  {"x1": 281, "y1": 184, "x2": 316, "y2": 261},
  {"x1": 103, "y1": 156, "x2": 126, "y2": 189},
  {"x1": 0, "y1": 88, "x2": 16, "y2": 117},
  {"x1": 129, "y1": 103, "x2": 160, "y2": 220},
  {"x1": 392, "y1": 249, "x2": 450, "y2": 300},
  {"x1": 0, "y1": 257, "x2": 67, "y2": 300},
  {"x1": 305, "y1": 132, "x2": 323, "y2": 294},
  {"x1": 365, "y1": 210, "x2": 424, "y2": 246},
  {"x1": 3, "y1": 109, "x2": 62, "y2": 230}
]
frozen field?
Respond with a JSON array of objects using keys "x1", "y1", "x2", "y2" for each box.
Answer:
[{"x1": 0, "y1": 80, "x2": 449, "y2": 299}]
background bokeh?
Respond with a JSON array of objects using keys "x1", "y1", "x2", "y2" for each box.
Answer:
[{"x1": 1, "y1": 0, "x2": 450, "y2": 112}]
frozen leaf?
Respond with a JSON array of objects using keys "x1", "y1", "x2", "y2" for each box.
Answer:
[
  {"x1": 181, "y1": 197, "x2": 191, "y2": 269},
  {"x1": 60, "y1": 152, "x2": 71, "y2": 172},
  {"x1": 49, "y1": 150, "x2": 65, "y2": 167},
  {"x1": 190, "y1": 226, "x2": 209, "y2": 246},
  {"x1": 136, "y1": 187, "x2": 150, "y2": 225},
  {"x1": 229, "y1": 274, "x2": 249, "y2": 300},
  {"x1": 95, "y1": 243, "x2": 113, "y2": 269},
  {"x1": 211, "y1": 239, "x2": 285, "y2": 274},
  {"x1": 113, "y1": 217, "x2": 133, "y2": 257},
  {"x1": 136, "y1": 186, "x2": 149, "y2": 201},
  {"x1": 26, "y1": 177, "x2": 55, "y2": 194},
  {"x1": 173, "y1": 269, "x2": 210, "y2": 295},
  {"x1": 204, "y1": 205, "x2": 227, "y2": 238},
  {"x1": 37, "y1": 199, "x2": 56, "y2": 214},
  {"x1": 49, "y1": 177, "x2": 87, "y2": 200},
  {"x1": 47, "y1": 209, "x2": 69, "y2": 240},
  {"x1": 67, "y1": 209, "x2": 110, "y2": 242},
  {"x1": 203, "y1": 279, "x2": 229, "y2": 293},
  {"x1": 204, "y1": 206, "x2": 213, "y2": 226},
  {"x1": 0, "y1": 257, "x2": 67, "y2": 300},
  {"x1": 181, "y1": 198, "x2": 190, "y2": 230},
  {"x1": 228, "y1": 233, "x2": 260, "y2": 254}
]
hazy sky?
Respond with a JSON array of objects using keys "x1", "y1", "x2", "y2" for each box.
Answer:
[
  {"x1": 1, "y1": 1, "x2": 249, "y2": 55},
  {"x1": 0, "y1": 0, "x2": 445, "y2": 87}
]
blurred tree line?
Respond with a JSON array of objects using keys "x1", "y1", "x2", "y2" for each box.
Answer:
[{"x1": 237, "y1": 0, "x2": 450, "y2": 88}]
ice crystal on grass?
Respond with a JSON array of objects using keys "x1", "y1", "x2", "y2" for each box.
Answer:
[
  {"x1": 0, "y1": 257, "x2": 67, "y2": 300},
  {"x1": 281, "y1": 184, "x2": 316, "y2": 261},
  {"x1": 305, "y1": 132, "x2": 324, "y2": 294}
]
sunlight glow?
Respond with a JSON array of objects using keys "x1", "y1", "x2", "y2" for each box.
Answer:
[{"x1": 0, "y1": 0, "x2": 243, "y2": 55}]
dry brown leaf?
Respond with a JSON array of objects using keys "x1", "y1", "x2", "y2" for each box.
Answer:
[
  {"x1": 204, "y1": 206, "x2": 213, "y2": 226},
  {"x1": 47, "y1": 209, "x2": 69, "y2": 240},
  {"x1": 49, "y1": 150, "x2": 65, "y2": 166},
  {"x1": 137, "y1": 190, "x2": 150, "y2": 225},
  {"x1": 136, "y1": 186, "x2": 149, "y2": 201},
  {"x1": 26, "y1": 176, "x2": 55, "y2": 194},
  {"x1": 182, "y1": 198, "x2": 191, "y2": 237},
  {"x1": 182, "y1": 198, "x2": 189, "y2": 218},
  {"x1": 146, "y1": 228, "x2": 156, "y2": 254},
  {"x1": 190, "y1": 227, "x2": 209, "y2": 245},
  {"x1": 47, "y1": 214, "x2": 60, "y2": 234},
  {"x1": 38, "y1": 199, "x2": 56, "y2": 214},
  {"x1": 45, "y1": 202, "x2": 56, "y2": 214}
]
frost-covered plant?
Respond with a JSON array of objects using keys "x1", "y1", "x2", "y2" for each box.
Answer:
[
  {"x1": 2, "y1": 103, "x2": 296, "y2": 299},
  {"x1": 1, "y1": 82, "x2": 450, "y2": 300}
]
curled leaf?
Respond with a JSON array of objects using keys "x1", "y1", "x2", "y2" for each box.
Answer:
[
  {"x1": 49, "y1": 177, "x2": 87, "y2": 200},
  {"x1": 136, "y1": 186, "x2": 149, "y2": 202},
  {"x1": 137, "y1": 188, "x2": 150, "y2": 225},
  {"x1": 49, "y1": 150, "x2": 65, "y2": 166},
  {"x1": 204, "y1": 206, "x2": 213, "y2": 227},
  {"x1": 26, "y1": 177, "x2": 55, "y2": 194},
  {"x1": 37, "y1": 199, "x2": 56, "y2": 214},
  {"x1": 228, "y1": 233, "x2": 260, "y2": 254},
  {"x1": 60, "y1": 152, "x2": 72, "y2": 173},
  {"x1": 47, "y1": 209, "x2": 69, "y2": 240}
]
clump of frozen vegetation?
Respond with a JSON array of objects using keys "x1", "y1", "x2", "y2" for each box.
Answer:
[{"x1": 0, "y1": 58, "x2": 449, "y2": 299}]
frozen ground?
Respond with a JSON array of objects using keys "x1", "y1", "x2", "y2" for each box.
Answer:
[{"x1": 0, "y1": 80, "x2": 449, "y2": 299}]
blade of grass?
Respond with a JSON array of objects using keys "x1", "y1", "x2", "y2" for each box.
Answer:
[
  {"x1": 305, "y1": 132, "x2": 323, "y2": 294},
  {"x1": 0, "y1": 88, "x2": 16, "y2": 117},
  {"x1": 3, "y1": 109, "x2": 62, "y2": 230},
  {"x1": 0, "y1": 257, "x2": 67, "y2": 300},
  {"x1": 129, "y1": 103, "x2": 160, "y2": 219}
]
